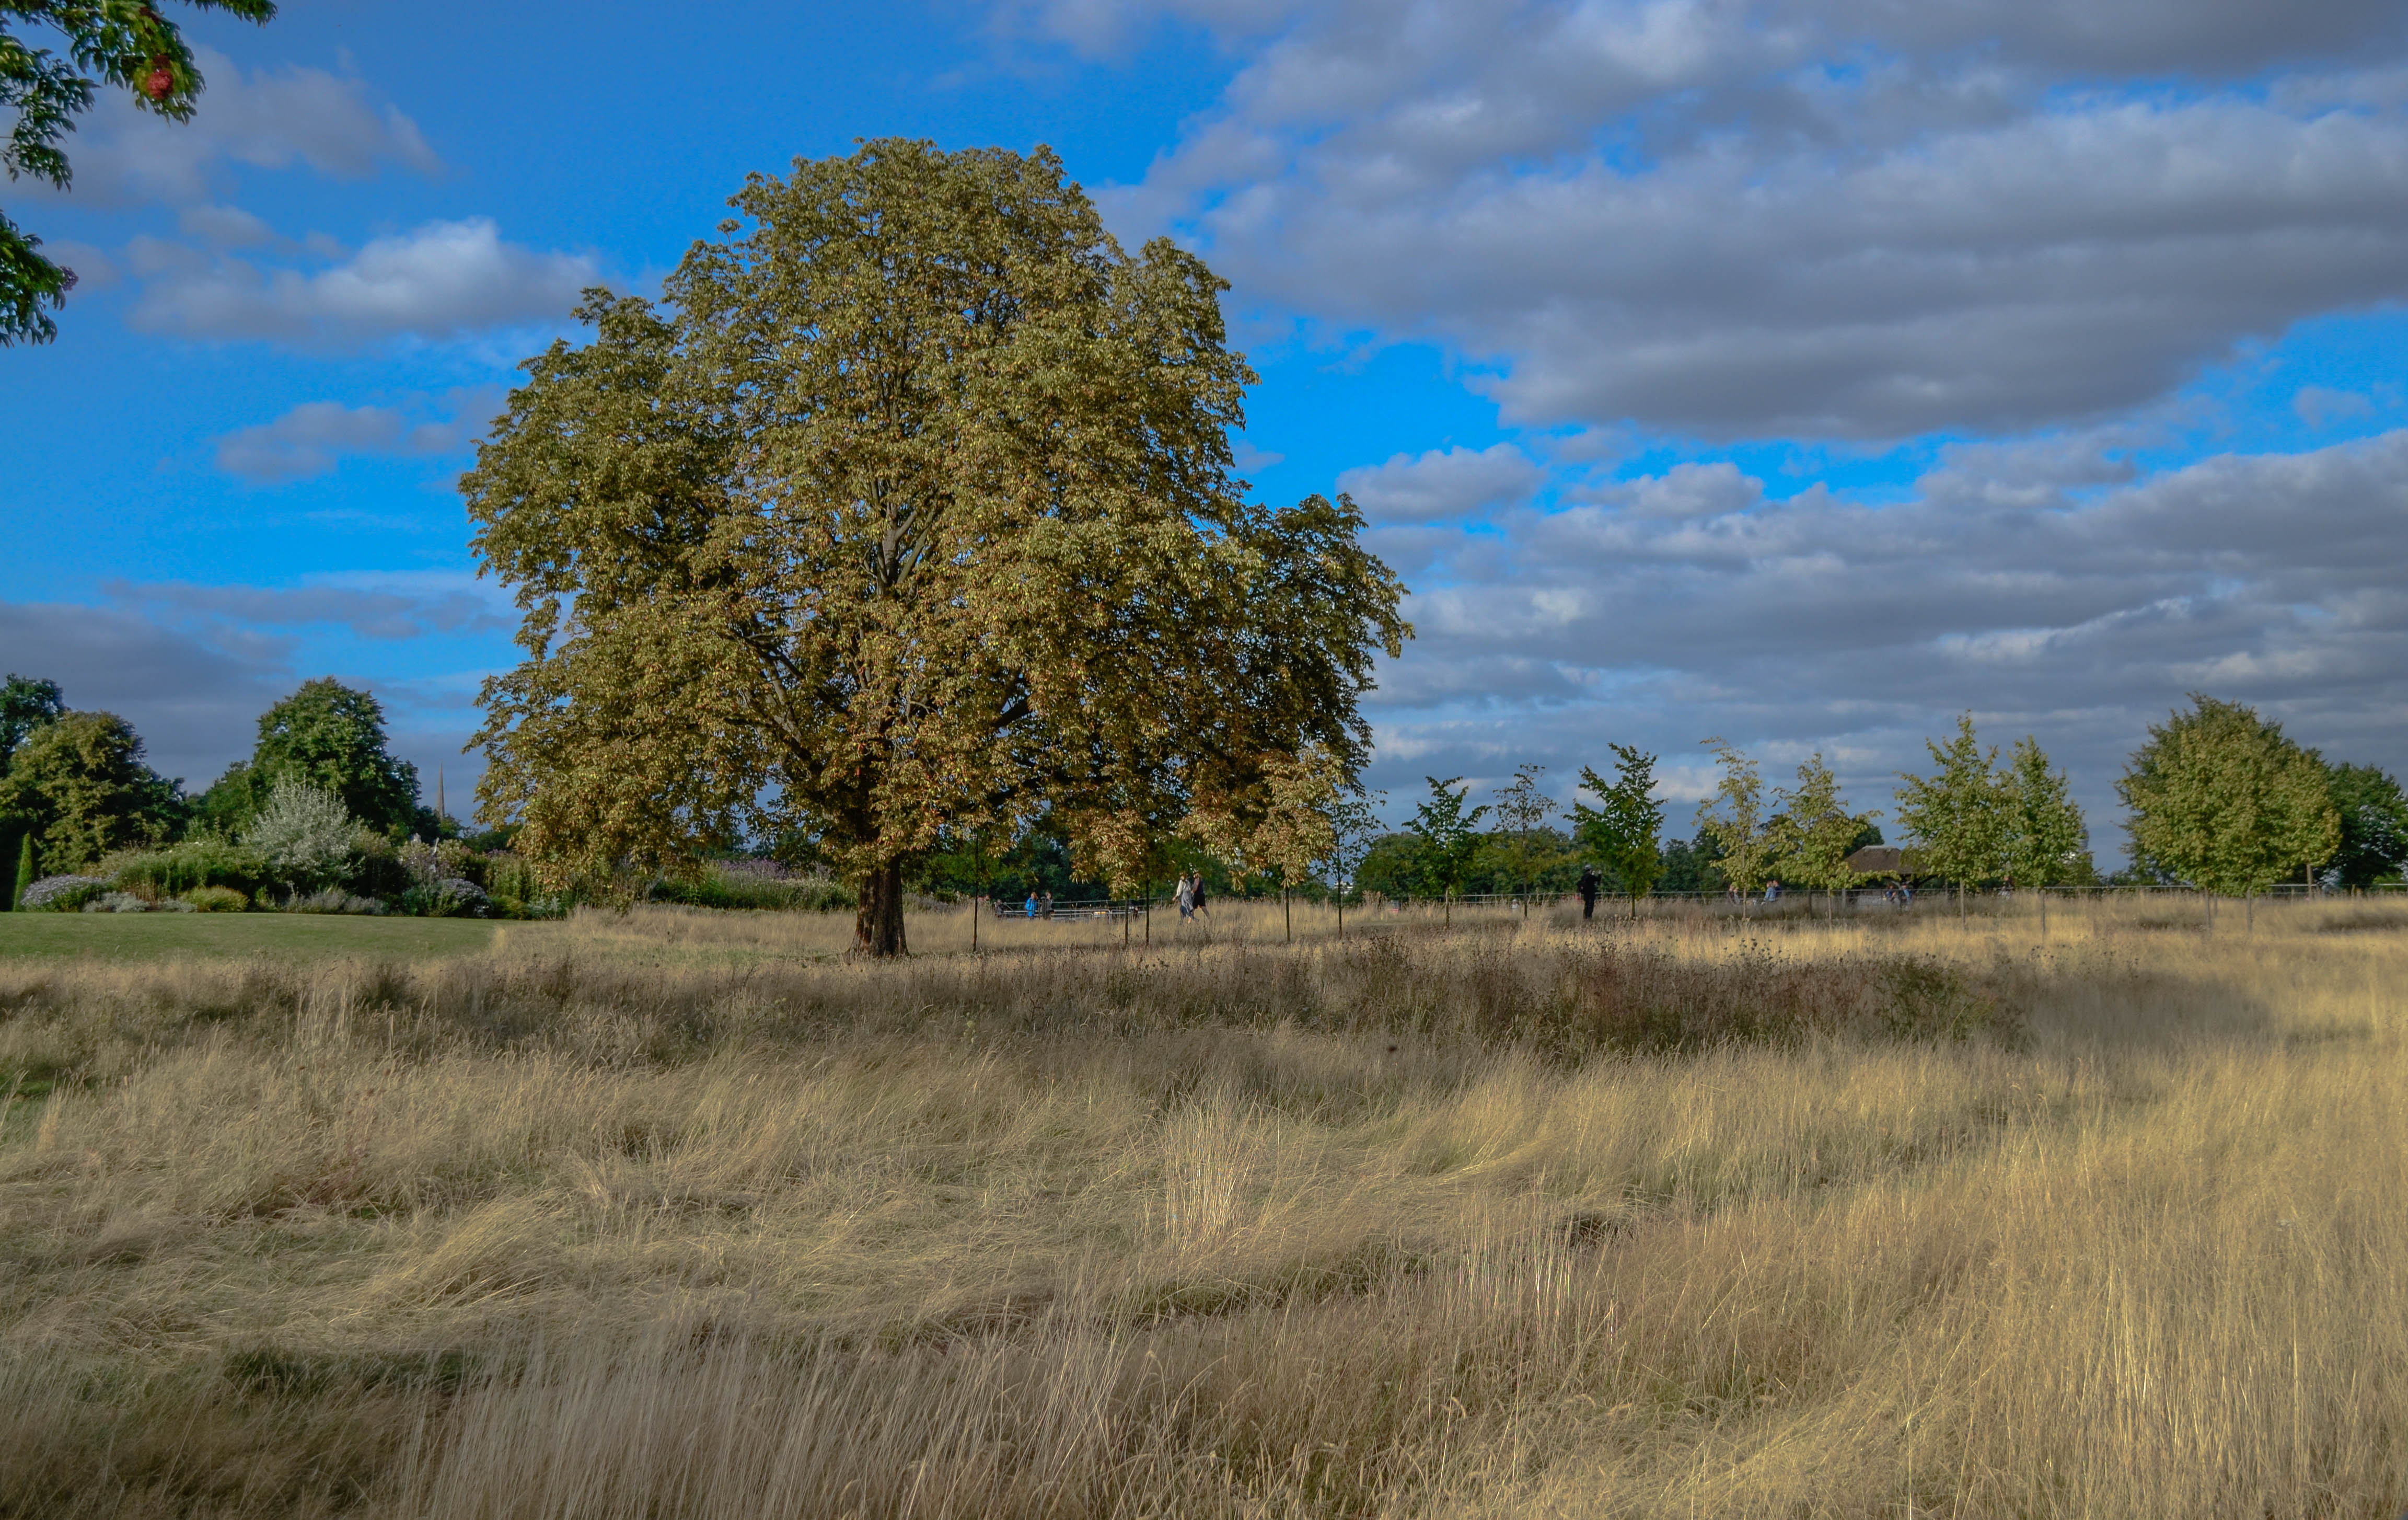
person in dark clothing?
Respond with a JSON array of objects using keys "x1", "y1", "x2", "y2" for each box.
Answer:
[{"x1": 1577, "y1": 865, "x2": 1602, "y2": 920}]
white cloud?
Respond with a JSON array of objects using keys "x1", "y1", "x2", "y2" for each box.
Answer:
[
  {"x1": 1335, "y1": 442, "x2": 1545, "y2": 522},
  {"x1": 176, "y1": 204, "x2": 273, "y2": 248},
  {"x1": 39, "y1": 239, "x2": 120, "y2": 292},
  {"x1": 212, "y1": 387, "x2": 506, "y2": 482},
  {"x1": 31, "y1": 46, "x2": 439, "y2": 206},
  {"x1": 108, "y1": 573, "x2": 514, "y2": 643},
  {"x1": 129, "y1": 218, "x2": 596, "y2": 347},
  {"x1": 1084, "y1": 0, "x2": 2408, "y2": 440},
  {"x1": 1580, "y1": 460, "x2": 1763, "y2": 520},
  {"x1": 2294, "y1": 384, "x2": 2379, "y2": 428},
  {"x1": 1231, "y1": 438, "x2": 1287, "y2": 473}
]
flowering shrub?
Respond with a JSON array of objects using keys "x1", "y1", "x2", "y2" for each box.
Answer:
[
  {"x1": 84, "y1": 892, "x2": 153, "y2": 913},
  {"x1": 243, "y1": 782, "x2": 358, "y2": 890},
  {"x1": 19, "y1": 875, "x2": 108, "y2": 912}
]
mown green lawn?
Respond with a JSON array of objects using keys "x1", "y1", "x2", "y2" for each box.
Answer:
[{"x1": 0, "y1": 912, "x2": 513, "y2": 962}]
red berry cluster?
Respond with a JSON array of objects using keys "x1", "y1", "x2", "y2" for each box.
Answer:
[{"x1": 143, "y1": 56, "x2": 173, "y2": 101}]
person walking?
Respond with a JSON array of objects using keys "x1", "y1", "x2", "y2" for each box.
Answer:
[
  {"x1": 1176, "y1": 873, "x2": 1196, "y2": 920},
  {"x1": 1024, "y1": 889, "x2": 1038, "y2": 919},
  {"x1": 1577, "y1": 865, "x2": 1601, "y2": 921},
  {"x1": 1191, "y1": 873, "x2": 1209, "y2": 916}
]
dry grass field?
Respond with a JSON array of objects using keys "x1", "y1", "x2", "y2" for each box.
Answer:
[{"x1": 3, "y1": 893, "x2": 2404, "y2": 1517}]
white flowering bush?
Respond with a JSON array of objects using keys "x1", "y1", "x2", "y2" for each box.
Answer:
[
  {"x1": 20, "y1": 875, "x2": 109, "y2": 912},
  {"x1": 242, "y1": 781, "x2": 359, "y2": 892},
  {"x1": 83, "y1": 892, "x2": 153, "y2": 914}
]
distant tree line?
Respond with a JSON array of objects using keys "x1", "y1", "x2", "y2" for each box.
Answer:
[
  {"x1": 1342, "y1": 694, "x2": 2407, "y2": 909},
  {"x1": 0, "y1": 674, "x2": 518, "y2": 914}
]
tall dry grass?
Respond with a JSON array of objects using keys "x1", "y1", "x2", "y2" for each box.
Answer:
[{"x1": 3, "y1": 896, "x2": 2405, "y2": 1516}]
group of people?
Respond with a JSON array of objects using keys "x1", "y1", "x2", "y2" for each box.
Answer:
[
  {"x1": 1021, "y1": 890, "x2": 1054, "y2": 918},
  {"x1": 1174, "y1": 871, "x2": 1210, "y2": 920}
]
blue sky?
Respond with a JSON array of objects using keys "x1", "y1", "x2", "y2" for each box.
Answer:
[{"x1": 11, "y1": 0, "x2": 2408, "y2": 855}]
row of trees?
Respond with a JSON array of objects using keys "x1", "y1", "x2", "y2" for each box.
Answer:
[
  {"x1": 1340, "y1": 695, "x2": 2405, "y2": 913},
  {"x1": 0, "y1": 674, "x2": 460, "y2": 903}
]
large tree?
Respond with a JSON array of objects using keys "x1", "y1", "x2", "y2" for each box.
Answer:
[
  {"x1": 2118, "y1": 695, "x2": 2339, "y2": 895},
  {"x1": 200, "y1": 678, "x2": 423, "y2": 837},
  {"x1": 466, "y1": 141, "x2": 1407, "y2": 954},
  {"x1": 4, "y1": 0, "x2": 277, "y2": 344},
  {"x1": 0, "y1": 709, "x2": 181, "y2": 870}
]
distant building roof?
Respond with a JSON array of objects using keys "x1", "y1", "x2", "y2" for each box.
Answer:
[{"x1": 1845, "y1": 845, "x2": 1915, "y2": 876}]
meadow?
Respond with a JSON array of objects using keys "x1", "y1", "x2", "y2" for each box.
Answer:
[{"x1": 2, "y1": 894, "x2": 2403, "y2": 1517}]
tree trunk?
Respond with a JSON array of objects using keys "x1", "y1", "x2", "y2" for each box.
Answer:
[
  {"x1": 854, "y1": 861, "x2": 908, "y2": 957},
  {"x1": 1283, "y1": 889, "x2": 1292, "y2": 943}
]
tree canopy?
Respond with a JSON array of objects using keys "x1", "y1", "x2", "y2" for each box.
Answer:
[
  {"x1": 1572, "y1": 743, "x2": 1663, "y2": 913},
  {"x1": 466, "y1": 141, "x2": 1408, "y2": 953},
  {"x1": 2118, "y1": 695, "x2": 2338, "y2": 894},
  {"x1": 1895, "y1": 717, "x2": 2091, "y2": 888},
  {"x1": 1893, "y1": 715, "x2": 2004, "y2": 889},
  {"x1": 1767, "y1": 753, "x2": 1871, "y2": 892},
  {"x1": 1488, "y1": 763, "x2": 1555, "y2": 909},
  {"x1": 2324, "y1": 762, "x2": 2408, "y2": 889},
  {"x1": 200, "y1": 678, "x2": 424, "y2": 837},
  {"x1": 1695, "y1": 740, "x2": 1772, "y2": 895},
  {"x1": 1403, "y1": 776, "x2": 1488, "y2": 920},
  {"x1": 0, "y1": 709, "x2": 181, "y2": 870},
  {"x1": 1999, "y1": 735, "x2": 2092, "y2": 887},
  {"x1": 0, "y1": 672, "x2": 62, "y2": 768},
  {"x1": 4, "y1": 0, "x2": 276, "y2": 344}
]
